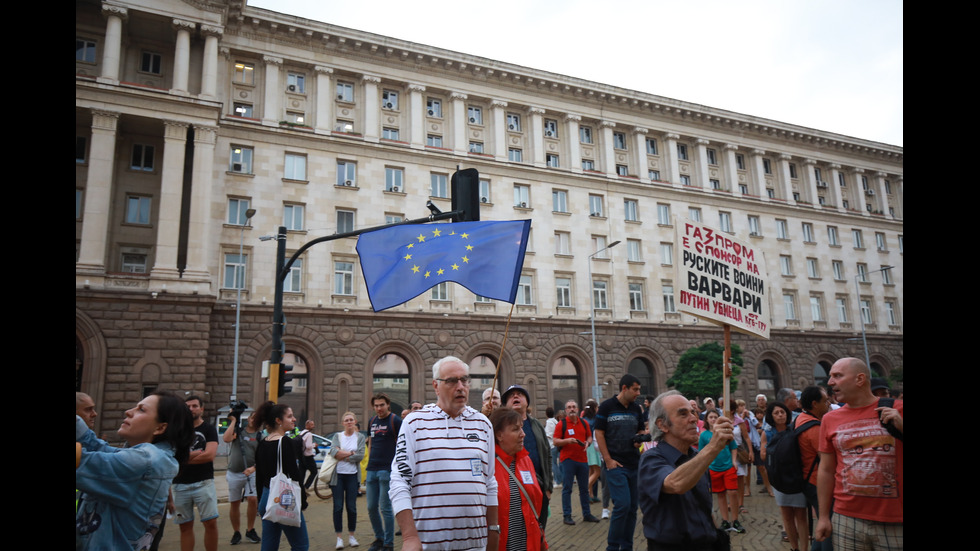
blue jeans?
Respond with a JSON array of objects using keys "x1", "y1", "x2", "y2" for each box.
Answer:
[
  {"x1": 561, "y1": 459, "x2": 590, "y2": 518},
  {"x1": 258, "y1": 489, "x2": 309, "y2": 551},
  {"x1": 332, "y1": 473, "x2": 359, "y2": 533},
  {"x1": 365, "y1": 470, "x2": 394, "y2": 545},
  {"x1": 603, "y1": 465, "x2": 638, "y2": 551},
  {"x1": 551, "y1": 446, "x2": 563, "y2": 483}
]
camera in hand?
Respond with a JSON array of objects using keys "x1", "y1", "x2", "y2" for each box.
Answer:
[
  {"x1": 229, "y1": 400, "x2": 248, "y2": 421},
  {"x1": 632, "y1": 433, "x2": 652, "y2": 445}
]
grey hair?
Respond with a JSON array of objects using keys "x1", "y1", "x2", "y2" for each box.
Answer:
[
  {"x1": 433, "y1": 356, "x2": 469, "y2": 380},
  {"x1": 650, "y1": 390, "x2": 683, "y2": 442},
  {"x1": 776, "y1": 388, "x2": 795, "y2": 404}
]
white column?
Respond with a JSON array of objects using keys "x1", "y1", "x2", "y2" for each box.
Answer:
[
  {"x1": 633, "y1": 128, "x2": 648, "y2": 181},
  {"x1": 751, "y1": 149, "x2": 768, "y2": 199},
  {"x1": 171, "y1": 19, "x2": 194, "y2": 94},
  {"x1": 151, "y1": 121, "x2": 189, "y2": 280},
  {"x1": 778, "y1": 154, "x2": 796, "y2": 205},
  {"x1": 892, "y1": 177, "x2": 903, "y2": 219},
  {"x1": 527, "y1": 106, "x2": 546, "y2": 167},
  {"x1": 491, "y1": 100, "x2": 508, "y2": 161},
  {"x1": 99, "y1": 5, "x2": 126, "y2": 83},
  {"x1": 314, "y1": 66, "x2": 334, "y2": 135},
  {"x1": 565, "y1": 114, "x2": 582, "y2": 174},
  {"x1": 409, "y1": 84, "x2": 426, "y2": 149},
  {"x1": 183, "y1": 125, "x2": 218, "y2": 287},
  {"x1": 200, "y1": 26, "x2": 221, "y2": 98},
  {"x1": 694, "y1": 138, "x2": 710, "y2": 189},
  {"x1": 599, "y1": 121, "x2": 616, "y2": 177},
  {"x1": 828, "y1": 164, "x2": 845, "y2": 212},
  {"x1": 853, "y1": 168, "x2": 868, "y2": 215},
  {"x1": 450, "y1": 92, "x2": 468, "y2": 155},
  {"x1": 262, "y1": 56, "x2": 283, "y2": 126},
  {"x1": 803, "y1": 159, "x2": 820, "y2": 206},
  {"x1": 663, "y1": 133, "x2": 680, "y2": 185},
  {"x1": 361, "y1": 74, "x2": 381, "y2": 142},
  {"x1": 77, "y1": 110, "x2": 119, "y2": 274},
  {"x1": 875, "y1": 171, "x2": 892, "y2": 218},
  {"x1": 724, "y1": 144, "x2": 740, "y2": 196}
]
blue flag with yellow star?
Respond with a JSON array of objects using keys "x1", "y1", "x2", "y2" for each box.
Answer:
[{"x1": 356, "y1": 220, "x2": 531, "y2": 312}]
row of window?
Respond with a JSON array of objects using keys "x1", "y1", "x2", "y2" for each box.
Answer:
[
  {"x1": 778, "y1": 255, "x2": 896, "y2": 284},
  {"x1": 781, "y1": 292, "x2": 900, "y2": 327}
]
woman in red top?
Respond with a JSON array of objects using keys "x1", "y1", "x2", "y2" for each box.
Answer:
[{"x1": 490, "y1": 407, "x2": 546, "y2": 551}]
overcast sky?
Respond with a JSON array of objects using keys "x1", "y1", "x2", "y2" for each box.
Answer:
[{"x1": 249, "y1": 0, "x2": 903, "y2": 146}]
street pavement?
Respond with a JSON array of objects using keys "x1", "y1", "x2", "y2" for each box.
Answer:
[{"x1": 154, "y1": 461, "x2": 797, "y2": 550}]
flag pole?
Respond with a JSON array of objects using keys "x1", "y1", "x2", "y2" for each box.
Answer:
[{"x1": 488, "y1": 301, "x2": 516, "y2": 415}]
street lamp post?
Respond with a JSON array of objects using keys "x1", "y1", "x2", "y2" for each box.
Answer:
[
  {"x1": 230, "y1": 208, "x2": 256, "y2": 404},
  {"x1": 588, "y1": 240, "x2": 620, "y2": 402},
  {"x1": 854, "y1": 265, "x2": 893, "y2": 368}
]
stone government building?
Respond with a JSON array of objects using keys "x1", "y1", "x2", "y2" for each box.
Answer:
[{"x1": 76, "y1": 0, "x2": 903, "y2": 436}]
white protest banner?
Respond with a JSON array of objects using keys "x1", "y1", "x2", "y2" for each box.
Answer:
[{"x1": 675, "y1": 218, "x2": 770, "y2": 339}]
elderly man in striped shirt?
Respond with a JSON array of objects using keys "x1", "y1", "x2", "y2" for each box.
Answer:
[{"x1": 390, "y1": 356, "x2": 499, "y2": 551}]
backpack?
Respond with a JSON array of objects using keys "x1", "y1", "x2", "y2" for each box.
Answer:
[{"x1": 765, "y1": 416, "x2": 819, "y2": 494}]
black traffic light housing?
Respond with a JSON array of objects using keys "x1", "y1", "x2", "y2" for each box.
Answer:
[
  {"x1": 451, "y1": 168, "x2": 481, "y2": 222},
  {"x1": 278, "y1": 364, "x2": 293, "y2": 397}
]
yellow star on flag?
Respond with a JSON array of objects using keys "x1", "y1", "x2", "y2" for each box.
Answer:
[
  {"x1": 466, "y1": 245, "x2": 473, "y2": 251},
  {"x1": 417, "y1": 234, "x2": 426, "y2": 243},
  {"x1": 460, "y1": 233, "x2": 469, "y2": 239},
  {"x1": 411, "y1": 265, "x2": 420, "y2": 273},
  {"x1": 462, "y1": 256, "x2": 469, "y2": 263},
  {"x1": 424, "y1": 271, "x2": 430, "y2": 278},
  {"x1": 432, "y1": 229, "x2": 442, "y2": 237},
  {"x1": 437, "y1": 268, "x2": 445, "y2": 275},
  {"x1": 403, "y1": 253, "x2": 412, "y2": 260},
  {"x1": 451, "y1": 263, "x2": 459, "y2": 270}
]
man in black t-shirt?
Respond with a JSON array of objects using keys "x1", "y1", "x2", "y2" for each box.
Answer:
[
  {"x1": 366, "y1": 393, "x2": 402, "y2": 551},
  {"x1": 173, "y1": 395, "x2": 219, "y2": 551}
]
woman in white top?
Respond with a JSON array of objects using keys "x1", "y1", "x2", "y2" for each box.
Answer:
[{"x1": 329, "y1": 411, "x2": 366, "y2": 549}]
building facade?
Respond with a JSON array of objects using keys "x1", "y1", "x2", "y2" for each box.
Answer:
[{"x1": 76, "y1": 0, "x2": 903, "y2": 436}]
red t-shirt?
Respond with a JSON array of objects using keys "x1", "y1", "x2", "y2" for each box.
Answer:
[
  {"x1": 818, "y1": 400, "x2": 903, "y2": 523},
  {"x1": 553, "y1": 416, "x2": 591, "y2": 463}
]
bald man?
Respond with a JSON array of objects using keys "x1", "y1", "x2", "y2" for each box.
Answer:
[{"x1": 76, "y1": 392, "x2": 97, "y2": 429}]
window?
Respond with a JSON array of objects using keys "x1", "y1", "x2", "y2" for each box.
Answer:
[
  {"x1": 852, "y1": 229, "x2": 864, "y2": 249},
  {"x1": 592, "y1": 235, "x2": 608, "y2": 258},
  {"x1": 677, "y1": 143, "x2": 689, "y2": 161},
  {"x1": 76, "y1": 189, "x2": 84, "y2": 219},
  {"x1": 517, "y1": 275, "x2": 533, "y2": 305},
  {"x1": 514, "y1": 184, "x2": 530, "y2": 208},
  {"x1": 780, "y1": 255, "x2": 793, "y2": 276},
  {"x1": 660, "y1": 243, "x2": 673, "y2": 266},
  {"x1": 842, "y1": 200, "x2": 849, "y2": 209},
  {"x1": 335, "y1": 119, "x2": 354, "y2": 133},
  {"x1": 819, "y1": 196, "x2": 827, "y2": 205},
  {"x1": 719, "y1": 212, "x2": 732, "y2": 233},
  {"x1": 860, "y1": 299, "x2": 873, "y2": 325},
  {"x1": 469, "y1": 142, "x2": 484, "y2": 154},
  {"x1": 426, "y1": 135, "x2": 443, "y2": 147},
  {"x1": 648, "y1": 169, "x2": 660, "y2": 180},
  {"x1": 76, "y1": 136, "x2": 87, "y2": 163},
  {"x1": 783, "y1": 293, "x2": 797, "y2": 320},
  {"x1": 832, "y1": 260, "x2": 844, "y2": 280},
  {"x1": 385, "y1": 167, "x2": 404, "y2": 192},
  {"x1": 857, "y1": 263, "x2": 868, "y2": 283},
  {"x1": 688, "y1": 208, "x2": 701, "y2": 222},
  {"x1": 223, "y1": 253, "x2": 248, "y2": 289},
  {"x1": 710, "y1": 179, "x2": 720, "y2": 190},
  {"x1": 284, "y1": 153, "x2": 306, "y2": 180},
  {"x1": 898, "y1": 235, "x2": 903, "y2": 253},
  {"x1": 616, "y1": 165, "x2": 629, "y2": 176},
  {"x1": 337, "y1": 161, "x2": 356, "y2": 186},
  {"x1": 234, "y1": 62, "x2": 254, "y2": 85},
  {"x1": 881, "y1": 266, "x2": 893, "y2": 285},
  {"x1": 806, "y1": 258, "x2": 819, "y2": 278},
  {"x1": 230, "y1": 146, "x2": 252, "y2": 173},
  {"x1": 76, "y1": 38, "x2": 96, "y2": 62},
  {"x1": 475, "y1": 295, "x2": 493, "y2": 303},
  {"x1": 131, "y1": 144, "x2": 155, "y2": 171},
  {"x1": 776, "y1": 219, "x2": 788, "y2": 239},
  {"x1": 125, "y1": 196, "x2": 151, "y2": 225},
  {"x1": 592, "y1": 279, "x2": 608, "y2": 309},
  {"x1": 427, "y1": 98, "x2": 442, "y2": 117},
  {"x1": 337, "y1": 209, "x2": 355, "y2": 233},
  {"x1": 285, "y1": 111, "x2": 305, "y2": 125},
  {"x1": 763, "y1": 158, "x2": 773, "y2": 175},
  {"x1": 467, "y1": 106, "x2": 483, "y2": 125},
  {"x1": 876, "y1": 232, "x2": 887, "y2": 251},
  {"x1": 646, "y1": 138, "x2": 658, "y2": 155},
  {"x1": 544, "y1": 119, "x2": 558, "y2": 138},
  {"x1": 624, "y1": 199, "x2": 639, "y2": 222},
  {"x1": 739, "y1": 184, "x2": 748, "y2": 194},
  {"x1": 629, "y1": 282, "x2": 644, "y2": 311},
  {"x1": 836, "y1": 297, "x2": 849, "y2": 323},
  {"x1": 283, "y1": 204, "x2": 304, "y2": 231},
  {"x1": 861, "y1": 175, "x2": 869, "y2": 190},
  {"x1": 627, "y1": 239, "x2": 642, "y2": 262},
  {"x1": 838, "y1": 172, "x2": 846, "y2": 187},
  {"x1": 589, "y1": 195, "x2": 604, "y2": 217},
  {"x1": 735, "y1": 154, "x2": 745, "y2": 170},
  {"x1": 480, "y1": 178, "x2": 491, "y2": 203},
  {"x1": 663, "y1": 285, "x2": 676, "y2": 313},
  {"x1": 613, "y1": 132, "x2": 627, "y2": 150},
  {"x1": 580, "y1": 126, "x2": 593, "y2": 144},
  {"x1": 430, "y1": 173, "x2": 448, "y2": 198},
  {"x1": 286, "y1": 72, "x2": 305, "y2": 93},
  {"x1": 556, "y1": 277, "x2": 572, "y2": 307},
  {"x1": 336, "y1": 81, "x2": 354, "y2": 102},
  {"x1": 554, "y1": 231, "x2": 571, "y2": 255},
  {"x1": 810, "y1": 295, "x2": 823, "y2": 322},
  {"x1": 657, "y1": 204, "x2": 671, "y2": 225},
  {"x1": 552, "y1": 190, "x2": 569, "y2": 213},
  {"x1": 227, "y1": 198, "x2": 251, "y2": 225},
  {"x1": 382, "y1": 90, "x2": 398, "y2": 110},
  {"x1": 334, "y1": 261, "x2": 354, "y2": 295},
  {"x1": 828, "y1": 226, "x2": 840, "y2": 246},
  {"x1": 508, "y1": 148, "x2": 523, "y2": 162},
  {"x1": 748, "y1": 215, "x2": 761, "y2": 236},
  {"x1": 431, "y1": 282, "x2": 449, "y2": 301},
  {"x1": 793, "y1": 192, "x2": 801, "y2": 201},
  {"x1": 507, "y1": 113, "x2": 521, "y2": 131},
  {"x1": 139, "y1": 51, "x2": 162, "y2": 74},
  {"x1": 802, "y1": 223, "x2": 814, "y2": 243},
  {"x1": 885, "y1": 301, "x2": 898, "y2": 325},
  {"x1": 680, "y1": 175, "x2": 691, "y2": 186},
  {"x1": 582, "y1": 159, "x2": 595, "y2": 171},
  {"x1": 121, "y1": 251, "x2": 148, "y2": 274},
  {"x1": 789, "y1": 163, "x2": 798, "y2": 179},
  {"x1": 284, "y1": 258, "x2": 303, "y2": 293},
  {"x1": 707, "y1": 148, "x2": 717, "y2": 165},
  {"x1": 382, "y1": 127, "x2": 400, "y2": 141},
  {"x1": 547, "y1": 154, "x2": 560, "y2": 168},
  {"x1": 767, "y1": 188, "x2": 775, "y2": 199}
]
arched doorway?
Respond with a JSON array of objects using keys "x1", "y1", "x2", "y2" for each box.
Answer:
[
  {"x1": 757, "y1": 360, "x2": 778, "y2": 400},
  {"x1": 628, "y1": 358, "x2": 654, "y2": 399},
  {"x1": 551, "y1": 356, "x2": 582, "y2": 412},
  {"x1": 468, "y1": 354, "x2": 499, "y2": 411},
  {"x1": 813, "y1": 361, "x2": 832, "y2": 386},
  {"x1": 373, "y1": 353, "x2": 411, "y2": 417}
]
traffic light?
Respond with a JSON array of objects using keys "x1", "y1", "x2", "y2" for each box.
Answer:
[
  {"x1": 451, "y1": 168, "x2": 481, "y2": 222},
  {"x1": 278, "y1": 363, "x2": 293, "y2": 397}
]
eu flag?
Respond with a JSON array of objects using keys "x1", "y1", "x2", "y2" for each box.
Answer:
[{"x1": 356, "y1": 220, "x2": 531, "y2": 312}]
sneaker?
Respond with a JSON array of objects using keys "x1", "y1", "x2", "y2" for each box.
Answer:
[
  {"x1": 601, "y1": 509, "x2": 610, "y2": 520},
  {"x1": 230, "y1": 532, "x2": 242, "y2": 545},
  {"x1": 563, "y1": 516, "x2": 576, "y2": 525},
  {"x1": 245, "y1": 529, "x2": 261, "y2": 544},
  {"x1": 589, "y1": 496, "x2": 600, "y2": 503},
  {"x1": 739, "y1": 505, "x2": 748, "y2": 514},
  {"x1": 583, "y1": 515, "x2": 600, "y2": 523},
  {"x1": 349, "y1": 536, "x2": 360, "y2": 547},
  {"x1": 336, "y1": 537, "x2": 345, "y2": 550},
  {"x1": 731, "y1": 520, "x2": 746, "y2": 534},
  {"x1": 368, "y1": 539, "x2": 384, "y2": 551},
  {"x1": 720, "y1": 520, "x2": 732, "y2": 531}
]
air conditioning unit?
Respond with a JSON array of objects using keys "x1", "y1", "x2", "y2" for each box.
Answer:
[
  {"x1": 337, "y1": 94, "x2": 345, "y2": 100},
  {"x1": 391, "y1": 186, "x2": 399, "y2": 192},
  {"x1": 545, "y1": 130, "x2": 554, "y2": 137},
  {"x1": 345, "y1": 180, "x2": 354, "y2": 186},
  {"x1": 817, "y1": 181, "x2": 828, "y2": 188},
  {"x1": 469, "y1": 117, "x2": 477, "y2": 123},
  {"x1": 865, "y1": 189, "x2": 875, "y2": 196},
  {"x1": 866, "y1": 204, "x2": 873, "y2": 212},
  {"x1": 427, "y1": 109, "x2": 435, "y2": 116},
  {"x1": 481, "y1": 197, "x2": 489, "y2": 203},
  {"x1": 508, "y1": 124, "x2": 516, "y2": 130},
  {"x1": 232, "y1": 163, "x2": 243, "y2": 172},
  {"x1": 385, "y1": 102, "x2": 394, "y2": 109},
  {"x1": 288, "y1": 84, "x2": 297, "y2": 92},
  {"x1": 520, "y1": 201, "x2": 527, "y2": 208}
]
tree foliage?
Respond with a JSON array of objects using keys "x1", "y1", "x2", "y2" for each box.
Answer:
[{"x1": 666, "y1": 342, "x2": 743, "y2": 400}]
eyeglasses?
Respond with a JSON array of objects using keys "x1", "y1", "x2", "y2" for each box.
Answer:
[{"x1": 435, "y1": 376, "x2": 471, "y2": 386}]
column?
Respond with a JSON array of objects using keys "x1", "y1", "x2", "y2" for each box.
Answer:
[
  {"x1": 183, "y1": 125, "x2": 218, "y2": 287},
  {"x1": 200, "y1": 26, "x2": 222, "y2": 98},
  {"x1": 77, "y1": 110, "x2": 120, "y2": 275},
  {"x1": 892, "y1": 177, "x2": 903, "y2": 219},
  {"x1": 450, "y1": 91, "x2": 468, "y2": 155},
  {"x1": 852, "y1": 168, "x2": 868, "y2": 215},
  {"x1": 565, "y1": 114, "x2": 582, "y2": 174},
  {"x1": 171, "y1": 19, "x2": 194, "y2": 94},
  {"x1": 633, "y1": 128, "x2": 648, "y2": 182},
  {"x1": 362, "y1": 74, "x2": 381, "y2": 142},
  {"x1": 750, "y1": 149, "x2": 767, "y2": 199},
  {"x1": 724, "y1": 144, "x2": 740, "y2": 196},
  {"x1": 803, "y1": 159, "x2": 820, "y2": 206},
  {"x1": 828, "y1": 164, "x2": 845, "y2": 212},
  {"x1": 262, "y1": 56, "x2": 283, "y2": 126},
  {"x1": 663, "y1": 133, "x2": 680, "y2": 185},
  {"x1": 409, "y1": 84, "x2": 427, "y2": 149},
  {"x1": 599, "y1": 121, "x2": 616, "y2": 177},
  {"x1": 314, "y1": 66, "x2": 334, "y2": 135},
  {"x1": 150, "y1": 121, "x2": 189, "y2": 281},
  {"x1": 527, "y1": 106, "x2": 546, "y2": 167},
  {"x1": 491, "y1": 100, "x2": 508, "y2": 161},
  {"x1": 875, "y1": 171, "x2": 892, "y2": 218},
  {"x1": 694, "y1": 138, "x2": 710, "y2": 189},
  {"x1": 778, "y1": 154, "x2": 796, "y2": 205},
  {"x1": 99, "y1": 5, "x2": 126, "y2": 83}
]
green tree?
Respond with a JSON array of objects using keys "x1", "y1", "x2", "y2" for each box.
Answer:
[{"x1": 666, "y1": 342, "x2": 743, "y2": 400}]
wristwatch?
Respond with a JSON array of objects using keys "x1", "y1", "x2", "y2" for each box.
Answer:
[{"x1": 488, "y1": 525, "x2": 501, "y2": 533}]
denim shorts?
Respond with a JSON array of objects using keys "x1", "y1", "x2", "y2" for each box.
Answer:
[{"x1": 173, "y1": 479, "x2": 219, "y2": 524}]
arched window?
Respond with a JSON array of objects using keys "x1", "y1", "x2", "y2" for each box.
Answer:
[
  {"x1": 813, "y1": 361, "x2": 832, "y2": 386},
  {"x1": 869, "y1": 362, "x2": 884, "y2": 377},
  {"x1": 628, "y1": 358, "x2": 654, "y2": 397},
  {"x1": 757, "y1": 360, "x2": 777, "y2": 400},
  {"x1": 374, "y1": 353, "x2": 410, "y2": 417},
  {"x1": 551, "y1": 356, "x2": 581, "y2": 412},
  {"x1": 468, "y1": 355, "x2": 499, "y2": 410}
]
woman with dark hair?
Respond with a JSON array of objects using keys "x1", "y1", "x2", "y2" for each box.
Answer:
[
  {"x1": 490, "y1": 407, "x2": 546, "y2": 551},
  {"x1": 254, "y1": 401, "x2": 309, "y2": 551},
  {"x1": 763, "y1": 402, "x2": 808, "y2": 551},
  {"x1": 75, "y1": 391, "x2": 194, "y2": 550}
]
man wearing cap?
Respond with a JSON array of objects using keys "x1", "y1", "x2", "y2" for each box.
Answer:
[
  {"x1": 501, "y1": 384, "x2": 554, "y2": 530},
  {"x1": 870, "y1": 378, "x2": 890, "y2": 398}
]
